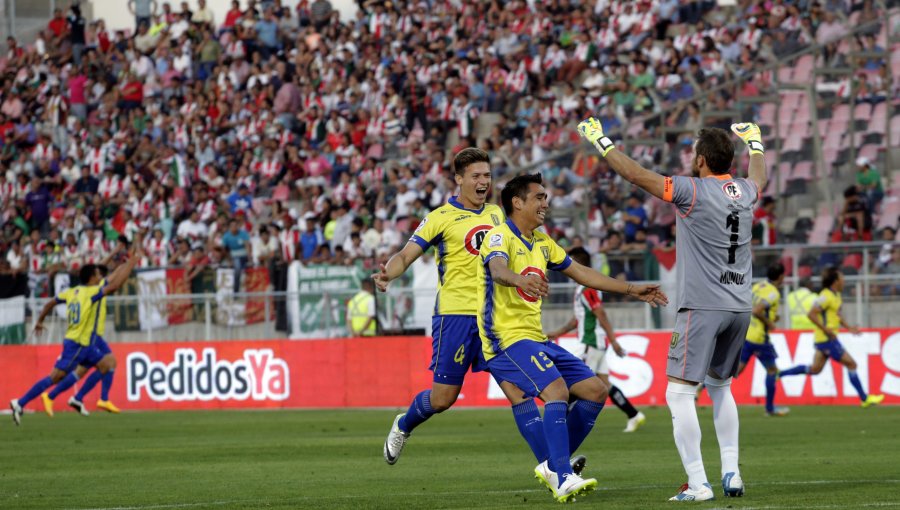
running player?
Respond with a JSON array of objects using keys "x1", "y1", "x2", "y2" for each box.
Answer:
[
  {"x1": 579, "y1": 118, "x2": 765, "y2": 500},
  {"x1": 779, "y1": 267, "x2": 884, "y2": 407},
  {"x1": 546, "y1": 247, "x2": 647, "y2": 433},
  {"x1": 377, "y1": 148, "x2": 557, "y2": 469},
  {"x1": 40, "y1": 248, "x2": 130, "y2": 416},
  {"x1": 737, "y1": 262, "x2": 789, "y2": 416},
  {"x1": 479, "y1": 173, "x2": 667, "y2": 503},
  {"x1": 10, "y1": 249, "x2": 138, "y2": 425}
]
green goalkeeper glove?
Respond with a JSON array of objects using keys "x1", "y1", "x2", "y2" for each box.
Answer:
[
  {"x1": 731, "y1": 122, "x2": 764, "y2": 155},
  {"x1": 577, "y1": 117, "x2": 616, "y2": 157}
]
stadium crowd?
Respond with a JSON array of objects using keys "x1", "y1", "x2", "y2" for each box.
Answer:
[{"x1": 0, "y1": 0, "x2": 894, "y2": 297}]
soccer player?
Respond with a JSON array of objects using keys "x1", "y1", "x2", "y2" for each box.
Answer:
[
  {"x1": 40, "y1": 250, "x2": 130, "y2": 416},
  {"x1": 737, "y1": 262, "x2": 789, "y2": 416},
  {"x1": 10, "y1": 250, "x2": 138, "y2": 425},
  {"x1": 579, "y1": 117, "x2": 765, "y2": 501},
  {"x1": 546, "y1": 246, "x2": 647, "y2": 433},
  {"x1": 479, "y1": 173, "x2": 667, "y2": 502},
  {"x1": 376, "y1": 148, "x2": 557, "y2": 469},
  {"x1": 779, "y1": 267, "x2": 884, "y2": 407}
]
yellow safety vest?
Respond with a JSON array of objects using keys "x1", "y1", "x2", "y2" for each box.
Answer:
[
  {"x1": 347, "y1": 291, "x2": 376, "y2": 337},
  {"x1": 787, "y1": 288, "x2": 816, "y2": 330}
]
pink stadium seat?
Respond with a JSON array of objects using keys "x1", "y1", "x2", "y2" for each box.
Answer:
[
  {"x1": 793, "y1": 55, "x2": 814, "y2": 82},
  {"x1": 868, "y1": 103, "x2": 887, "y2": 134},
  {"x1": 853, "y1": 103, "x2": 872, "y2": 121},
  {"x1": 817, "y1": 119, "x2": 831, "y2": 138},
  {"x1": 783, "y1": 133, "x2": 804, "y2": 152},
  {"x1": 759, "y1": 103, "x2": 776, "y2": 126},
  {"x1": 823, "y1": 148, "x2": 839, "y2": 166},
  {"x1": 858, "y1": 144, "x2": 880, "y2": 162},
  {"x1": 832, "y1": 104, "x2": 851, "y2": 121},
  {"x1": 777, "y1": 67, "x2": 793, "y2": 84},
  {"x1": 792, "y1": 161, "x2": 813, "y2": 181}
]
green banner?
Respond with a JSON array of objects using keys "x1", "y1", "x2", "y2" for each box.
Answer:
[
  {"x1": 296, "y1": 263, "x2": 368, "y2": 336},
  {"x1": 0, "y1": 296, "x2": 26, "y2": 345}
]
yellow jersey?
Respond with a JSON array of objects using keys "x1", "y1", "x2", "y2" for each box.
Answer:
[
  {"x1": 56, "y1": 284, "x2": 104, "y2": 346},
  {"x1": 478, "y1": 220, "x2": 572, "y2": 360},
  {"x1": 94, "y1": 278, "x2": 108, "y2": 337},
  {"x1": 409, "y1": 197, "x2": 504, "y2": 315},
  {"x1": 813, "y1": 288, "x2": 842, "y2": 343},
  {"x1": 746, "y1": 280, "x2": 780, "y2": 344}
]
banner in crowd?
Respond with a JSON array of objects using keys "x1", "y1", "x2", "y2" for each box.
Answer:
[
  {"x1": 287, "y1": 262, "x2": 368, "y2": 338},
  {"x1": 0, "y1": 296, "x2": 26, "y2": 345},
  {"x1": 113, "y1": 268, "x2": 272, "y2": 331},
  {"x1": 2, "y1": 329, "x2": 898, "y2": 411}
]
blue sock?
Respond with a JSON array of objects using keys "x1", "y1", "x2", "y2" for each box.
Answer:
[
  {"x1": 848, "y1": 370, "x2": 867, "y2": 401},
  {"x1": 397, "y1": 390, "x2": 435, "y2": 434},
  {"x1": 764, "y1": 373, "x2": 777, "y2": 413},
  {"x1": 567, "y1": 399, "x2": 604, "y2": 454},
  {"x1": 18, "y1": 377, "x2": 54, "y2": 407},
  {"x1": 75, "y1": 370, "x2": 103, "y2": 401},
  {"x1": 543, "y1": 400, "x2": 572, "y2": 485},
  {"x1": 779, "y1": 365, "x2": 808, "y2": 377},
  {"x1": 48, "y1": 372, "x2": 79, "y2": 400},
  {"x1": 101, "y1": 370, "x2": 115, "y2": 401},
  {"x1": 512, "y1": 399, "x2": 548, "y2": 462}
]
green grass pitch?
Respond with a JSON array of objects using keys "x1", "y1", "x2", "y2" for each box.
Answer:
[{"x1": 2, "y1": 405, "x2": 899, "y2": 509}]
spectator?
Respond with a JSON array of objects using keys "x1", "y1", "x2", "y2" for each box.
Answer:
[
  {"x1": 24, "y1": 178, "x2": 52, "y2": 234},
  {"x1": 129, "y1": 0, "x2": 158, "y2": 29},
  {"x1": 222, "y1": 218, "x2": 251, "y2": 292},
  {"x1": 346, "y1": 278, "x2": 376, "y2": 337},
  {"x1": 855, "y1": 157, "x2": 883, "y2": 209},
  {"x1": 252, "y1": 225, "x2": 280, "y2": 268},
  {"x1": 300, "y1": 214, "x2": 323, "y2": 261},
  {"x1": 753, "y1": 197, "x2": 777, "y2": 246},
  {"x1": 837, "y1": 185, "x2": 873, "y2": 242},
  {"x1": 622, "y1": 193, "x2": 648, "y2": 243},
  {"x1": 227, "y1": 184, "x2": 254, "y2": 216}
]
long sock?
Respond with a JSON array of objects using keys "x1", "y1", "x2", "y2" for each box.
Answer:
[
  {"x1": 75, "y1": 370, "x2": 103, "y2": 401},
  {"x1": 101, "y1": 370, "x2": 115, "y2": 401},
  {"x1": 666, "y1": 381, "x2": 708, "y2": 490},
  {"x1": 511, "y1": 399, "x2": 548, "y2": 462},
  {"x1": 543, "y1": 400, "x2": 572, "y2": 486},
  {"x1": 18, "y1": 377, "x2": 54, "y2": 407},
  {"x1": 764, "y1": 372, "x2": 777, "y2": 413},
  {"x1": 779, "y1": 365, "x2": 808, "y2": 377},
  {"x1": 848, "y1": 370, "x2": 868, "y2": 401},
  {"x1": 609, "y1": 384, "x2": 638, "y2": 418},
  {"x1": 567, "y1": 399, "x2": 604, "y2": 454},
  {"x1": 705, "y1": 377, "x2": 740, "y2": 476},
  {"x1": 47, "y1": 372, "x2": 80, "y2": 400},
  {"x1": 397, "y1": 390, "x2": 435, "y2": 434}
]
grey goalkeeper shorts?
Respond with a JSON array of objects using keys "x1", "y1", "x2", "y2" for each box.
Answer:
[{"x1": 666, "y1": 309, "x2": 752, "y2": 383}]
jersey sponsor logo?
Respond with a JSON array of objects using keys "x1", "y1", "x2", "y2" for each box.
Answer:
[
  {"x1": 487, "y1": 232, "x2": 503, "y2": 249},
  {"x1": 413, "y1": 217, "x2": 427, "y2": 233},
  {"x1": 517, "y1": 266, "x2": 546, "y2": 302},
  {"x1": 127, "y1": 348, "x2": 289, "y2": 402},
  {"x1": 464, "y1": 225, "x2": 493, "y2": 255},
  {"x1": 719, "y1": 270, "x2": 747, "y2": 285},
  {"x1": 722, "y1": 181, "x2": 742, "y2": 200},
  {"x1": 453, "y1": 215, "x2": 470, "y2": 222}
]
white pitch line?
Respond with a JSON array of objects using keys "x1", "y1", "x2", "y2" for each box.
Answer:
[
  {"x1": 709, "y1": 503, "x2": 900, "y2": 510},
  {"x1": 67, "y1": 479, "x2": 900, "y2": 510}
]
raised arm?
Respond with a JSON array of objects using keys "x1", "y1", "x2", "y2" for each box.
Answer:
[
  {"x1": 102, "y1": 250, "x2": 141, "y2": 295},
  {"x1": 561, "y1": 260, "x2": 668, "y2": 307},
  {"x1": 731, "y1": 122, "x2": 768, "y2": 194},
  {"x1": 577, "y1": 117, "x2": 667, "y2": 200}
]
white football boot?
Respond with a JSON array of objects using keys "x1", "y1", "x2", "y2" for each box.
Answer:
[{"x1": 383, "y1": 413, "x2": 409, "y2": 465}]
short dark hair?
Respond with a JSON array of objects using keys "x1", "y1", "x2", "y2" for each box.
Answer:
[
  {"x1": 695, "y1": 127, "x2": 734, "y2": 174},
  {"x1": 822, "y1": 266, "x2": 841, "y2": 289},
  {"x1": 79, "y1": 264, "x2": 97, "y2": 285},
  {"x1": 452, "y1": 147, "x2": 490, "y2": 176},
  {"x1": 500, "y1": 173, "x2": 543, "y2": 216},
  {"x1": 761, "y1": 196, "x2": 775, "y2": 207},
  {"x1": 568, "y1": 247, "x2": 591, "y2": 267},
  {"x1": 767, "y1": 262, "x2": 785, "y2": 281}
]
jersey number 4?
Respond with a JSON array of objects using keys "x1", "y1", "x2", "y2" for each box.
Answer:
[{"x1": 725, "y1": 212, "x2": 740, "y2": 264}]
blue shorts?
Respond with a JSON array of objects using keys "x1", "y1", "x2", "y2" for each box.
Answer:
[
  {"x1": 54, "y1": 339, "x2": 105, "y2": 372},
  {"x1": 740, "y1": 341, "x2": 777, "y2": 368},
  {"x1": 429, "y1": 315, "x2": 483, "y2": 386},
  {"x1": 815, "y1": 339, "x2": 846, "y2": 361},
  {"x1": 92, "y1": 335, "x2": 112, "y2": 356},
  {"x1": 486, "y1": 340, "x2": 595, "y2": 399}
]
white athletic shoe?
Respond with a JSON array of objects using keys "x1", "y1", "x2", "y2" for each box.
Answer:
[
  {"x1": 669, "y1": 482, "x2": 715, "y2": 501},
  {"x1": 553, "y1": 472, "x2": 599, "y2": 503},
  {"x1": 722, "y1": 472, "x2": 744, "y2": 497},
  {"x1": 10, "y1": 399, "x2": 22, "y2": 426},
  {"x1": 68, "y1": 397, "x2": 90, "y2": 417},
  {"x1": 383, "y1": 413, "x2": 409, "y2": 465},
  {"x1": 536, "y1": 456, "x2": 589, "y2": 492},
  {"x1": 623, "y1": 412, "x2": 647, "y2": 433}
]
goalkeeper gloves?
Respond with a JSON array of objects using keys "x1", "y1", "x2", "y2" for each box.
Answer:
[
  {"x1": 577, "y1": 117, "x2": 616, "y2": 157},
  {"x1": 731, "y1": 122, "x2": 764, "y2": 155}
]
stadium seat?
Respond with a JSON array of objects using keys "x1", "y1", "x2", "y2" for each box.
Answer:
[
  {"x1": 868, "y1": 103, "x2": 887, "y2": 134},
  {"x1": 792, "y1": 161, "x2": 814, "y2": 181}
]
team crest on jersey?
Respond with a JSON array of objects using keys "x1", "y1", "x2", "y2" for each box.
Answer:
[
  {"x1": 670, "y1": 332, "x2": 680, "y2": 347},
  {"x1": 541, "y1": 246, "x2": 550, "y2": 261},
  {"x1": 490, "y1": 214, "x2": 500, "y2": 226},
  {"x1": 722, "y1": 182, "x2": 742, "y2": 200},
  {"x1": 517, "y1": 266, "x2": 546, "y2": 303},
  {"x1": 464, "y1": 225, "x2": 494, "y2": 255}
]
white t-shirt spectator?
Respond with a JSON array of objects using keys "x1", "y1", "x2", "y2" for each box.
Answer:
[
  {"x1": 394, "y1": 188, "x2": 419, "y2": 219},
  {"x1": 252, "y1": 235, "x2": 279, "y2": 265},
  {"x1": 177, "y1": 218, "x2": 209, "y2": 241}
]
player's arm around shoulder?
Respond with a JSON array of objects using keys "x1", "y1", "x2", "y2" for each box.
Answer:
[{"x1": 561, "y1": 260, "x2": 668, "y2": 307}]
